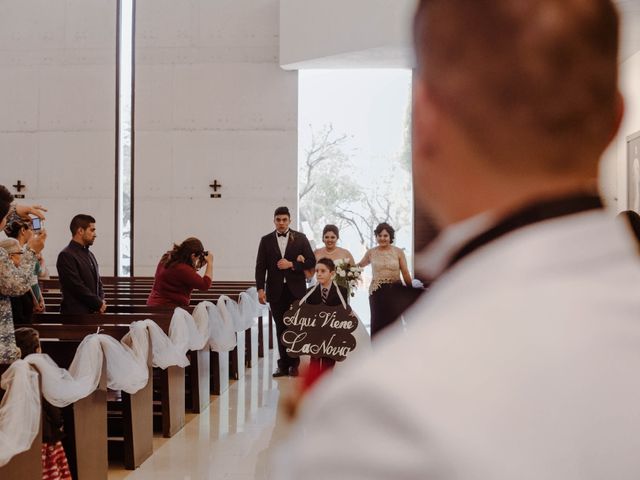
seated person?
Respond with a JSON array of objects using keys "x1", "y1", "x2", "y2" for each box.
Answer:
[
  {"x1": 0, "y1": 238, "x2": 36, "y2": 325},
  {"x1": 14, "y1": 327, "x2": 72, "y2": 480},
  {"x1": 147, "y1": 237, "x2": 213, "y2": 308}
]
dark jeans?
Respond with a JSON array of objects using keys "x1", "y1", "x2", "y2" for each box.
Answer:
[
  {"x1": 271, "y1": 284, "x2": 300, "y2": 370},
  {"x1": 369, "y1": 283, "x2": 401, "y2": 338}
]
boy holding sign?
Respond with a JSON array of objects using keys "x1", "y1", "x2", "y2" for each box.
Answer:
[{"x1": 303, "y1": 258, "x2": 349, "y2": 378}]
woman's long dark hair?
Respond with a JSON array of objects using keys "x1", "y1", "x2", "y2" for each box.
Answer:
[{"x1": 160, "y1": 237, "x2": 205, "y2": 269}]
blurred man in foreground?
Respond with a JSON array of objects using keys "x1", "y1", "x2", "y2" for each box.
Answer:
[{"x1": 277, "y1": 1, "x2": 640, "y2": 479}]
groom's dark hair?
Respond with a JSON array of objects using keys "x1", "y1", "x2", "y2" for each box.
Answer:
[{"x1": 274, "y1": 206, "x2": 290, "y2": 218}]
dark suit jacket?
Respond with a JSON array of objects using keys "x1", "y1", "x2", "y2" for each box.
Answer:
[
  {"x1": 56, "y1": 240, "x2": 104, "y2": 314},
  {"x1": 255, "y1": 229, "x2": 316, "y2": 302},
  {"x1": 305, "y1": 283, "x2": 349, "y2": 308}
]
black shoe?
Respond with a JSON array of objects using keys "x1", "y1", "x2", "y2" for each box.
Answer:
[
  {"x1": 272, "y1": 368, "x2": 289, "y2": 378},
  {"x1": 289, "y1": 366, "x2": 299, "y2": 377}
]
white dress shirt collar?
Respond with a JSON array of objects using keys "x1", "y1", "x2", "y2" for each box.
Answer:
[
  {"x1": 416, "y1": 213, "x2": 494, "y2": 280},
  {"x1": 276, "y1": 230, "x2": 290, "y2": 258}
]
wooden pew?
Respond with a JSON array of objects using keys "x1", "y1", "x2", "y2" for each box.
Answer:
[
  {"x1": 0, "y1": 364, "x2": 43, "y2": 480},
  {"x1": 34, "y1": 313, "x2": 186, "y2": 439},
  {"x1": 38, "y1": 299, "x2": 258, "y2": 389},
  {"x1": 19, "y1": 325, "x2": 117, "y2": 479},
  {"x1": 32, "y1": 323, "x2": 153, "y2": 470},
  {"x1": 40, "y1": 277, "x2": 264, "y2": 394},
  {"x1": 34, "y1": 307, "x2": 211, "y2": 414},
  {"x1": 40, "y1": 278, "x2": 264, "y2": 360}
]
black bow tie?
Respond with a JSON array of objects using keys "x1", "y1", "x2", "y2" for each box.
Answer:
[{"x1": 277, "y1": 231, "x2": 288, "y2": 238}]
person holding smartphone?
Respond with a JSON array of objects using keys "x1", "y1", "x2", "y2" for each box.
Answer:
[
  {"x1": 147, "y1": 237, "x2": 213, "y2": 308},
  {"x1": 0, "y1": 185, "x2": 47, "y2": 362}
]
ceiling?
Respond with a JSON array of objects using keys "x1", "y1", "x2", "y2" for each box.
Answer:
[{"x1": 280, "y1": 0, "x2": 640, "y2": 69}]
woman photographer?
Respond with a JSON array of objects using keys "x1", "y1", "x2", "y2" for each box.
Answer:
[{"x1": 147, "y1": 237, "x2": 213, "y2": 308}]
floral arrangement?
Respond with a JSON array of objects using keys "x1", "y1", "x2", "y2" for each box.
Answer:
[{"x1": 334, "y1": 259, "x2": 363, "y2": 297}]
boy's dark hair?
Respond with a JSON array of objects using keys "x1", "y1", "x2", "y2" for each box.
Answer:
[
  {"x1": 317, "y1": 257, "x2": 336, "y2": 272},
  {"x1": 274, "y1": 206, "x2": 290, "y2": 218},
  {"x1": 0, "y1": 185, "x2": 14, "y2": 220},
  {"x1": 70, "y1": 214, "x2": 96, "y2": 235},
  {"x1": 14, "y1": 327, "x2": 40, "y2": 358},
  {"x1": 374, "y1": 222, "x2": 395, "y2": 244}
]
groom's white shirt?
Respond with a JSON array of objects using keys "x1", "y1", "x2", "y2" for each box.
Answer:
[{"x1": 275, "y1": 210, "x2": 640, "y2": 480}]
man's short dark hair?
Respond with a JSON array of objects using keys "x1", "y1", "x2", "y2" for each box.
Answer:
[
  {"x1": 0, "y1": 185, "x2": 14, "y2": 220},
  {"x1": 274, "y1": 206, "x2": 290, "y2": 218},
  {"x1": 70, "y1": 214, "x2": 96, "y2": 235},
  {"x1": 413, "y1": 0, "x2": 619, "y2": 172}
]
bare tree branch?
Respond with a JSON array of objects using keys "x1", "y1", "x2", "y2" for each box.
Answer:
[
  {"x1": 300, "y1": 125, "x2": 348, "y2": 202},
  {"x1": 335, "y1": 211, "x2": 366, "y2": 245}
]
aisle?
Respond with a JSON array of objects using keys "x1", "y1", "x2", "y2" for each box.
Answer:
[{"x1": 108, "y1": 347, "x2": 297, "y2": 480}]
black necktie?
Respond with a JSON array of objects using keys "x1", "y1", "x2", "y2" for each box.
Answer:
[
  {"x1": 87, "y1": 250, "x2": 100, "y2": 293},
  {"x1": 321, "y1": 288, "x2": 329, "y2": 303}
]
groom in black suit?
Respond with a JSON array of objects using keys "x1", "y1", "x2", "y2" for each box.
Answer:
[{"x1": 255, "y1": 206, "x2": 316, "y2": 377}]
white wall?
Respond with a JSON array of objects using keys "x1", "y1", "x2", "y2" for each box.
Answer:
[
  {"x1": 279, "y1": 0, "x2": 416, "y2": 69},
  {"x1": 0, "y1": 0, "x2": 117, "y2": 275},
  {"x1": 600, "y1": 50, "x2": 640, "y2": 211},
  {"x1": 134, "y1": 0, "x2": 298, "y2": 279}
]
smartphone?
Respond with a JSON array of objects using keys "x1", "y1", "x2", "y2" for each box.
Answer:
[{"x1": 31, "y1": 217, "x2": 42, "y2": 232}]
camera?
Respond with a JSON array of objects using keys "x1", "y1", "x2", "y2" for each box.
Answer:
[
  {"x1": 31, "y1": 217, "x2": 42, "y2": 232},
  {"x1": 197, "y1": 251, "x2": 209, "y2": 266}
]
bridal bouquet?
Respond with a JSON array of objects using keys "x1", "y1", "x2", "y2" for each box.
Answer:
[{"x1": 334, "y1": 259, "x2": 363, "y2": 297}]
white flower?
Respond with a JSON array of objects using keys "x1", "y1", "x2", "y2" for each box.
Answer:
[{"x1": 338, "y1": 270, "x2": 346, "y2": 277}]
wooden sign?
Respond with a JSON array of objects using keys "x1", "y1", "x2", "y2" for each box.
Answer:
[{"x1": 281, "y1": 300, "x2": 357, "y2": 362}]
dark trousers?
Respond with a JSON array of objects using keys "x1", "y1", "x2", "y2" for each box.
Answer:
[
  {"x1": 271, "y1": 283, "x2": 300, "y2": 370},
  {"x1": 369, "y1": 283, "x2": 400, "y2": 338}
]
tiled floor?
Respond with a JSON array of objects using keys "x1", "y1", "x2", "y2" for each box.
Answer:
[{"x1": 108, "y1": 347, "x2": 299, "y2": 480}]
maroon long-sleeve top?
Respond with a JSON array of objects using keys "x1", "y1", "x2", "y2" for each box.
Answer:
[{"x1": 146, "y1": 262, "x2": 211, "y2": 307}]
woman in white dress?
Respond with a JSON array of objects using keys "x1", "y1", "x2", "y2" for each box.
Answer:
[
  {"x1": 314, "y1": 224, "x2": 355, "y2": 263},
  {"x1": 302, "y1": 225, "x2": 356, "y2": 283}
]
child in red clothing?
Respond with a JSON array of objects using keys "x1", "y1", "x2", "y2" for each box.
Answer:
[{"x1": 14, "y1": 327, "x2": 72, "y2": 480}]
